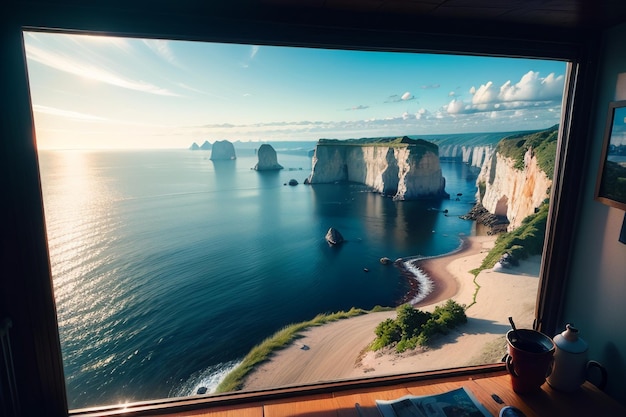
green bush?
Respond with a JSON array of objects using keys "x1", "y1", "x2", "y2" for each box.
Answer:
[
  {"x1": 396, "y1": 304, "x2": 431, "y2": 337},
  {"x1": 372, "y1": 300, "x2": 467, "y2": 352},
  {"x1": 372, "y1": 318, "x2": 402, "y2": 351},
  {"x1": 496, "y1": 125, "x2": 558, "y2": 179}
]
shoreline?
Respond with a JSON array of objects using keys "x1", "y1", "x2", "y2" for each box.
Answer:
[
  {"x1": 395, "y1": 236, "x2": 480, "y2": 307},
  {"x1": 239, "y1": 234, "x2": 521, "y2": 391}
]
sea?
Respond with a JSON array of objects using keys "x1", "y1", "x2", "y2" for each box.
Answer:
[{"x1": 37, "y1": 143, "x2": 481, "y2": 409}]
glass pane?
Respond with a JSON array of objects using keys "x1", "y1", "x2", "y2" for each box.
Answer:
[{"x1": 24, "y1": 30, "x2": 566, "y2": 410}]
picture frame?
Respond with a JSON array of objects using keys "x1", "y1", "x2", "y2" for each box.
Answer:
[{"x1": 595, "y1": 100, "x2": 626, "y2": 211}]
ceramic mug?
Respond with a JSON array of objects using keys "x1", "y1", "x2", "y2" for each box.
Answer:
[{"x1": 504, "y1": 329, "x2": 556, "y2": 393}]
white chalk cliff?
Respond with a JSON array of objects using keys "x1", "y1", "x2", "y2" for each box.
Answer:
[
  {"x1": 439, "y1": 144, "x2": 494, "y2": 168},
  {"x1": 307, "y1": 138, "x2": 448, "y2": 201},
  {"x1": 476, "y1": 148, "x2": 552, "y2": 230}
]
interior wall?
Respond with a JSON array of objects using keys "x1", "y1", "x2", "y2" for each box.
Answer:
[{"x1": 563, "y1": 22, "x2": 626, "y2": 405}]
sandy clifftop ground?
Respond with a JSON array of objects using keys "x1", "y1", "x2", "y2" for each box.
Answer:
[{"x1": 241, "y1": 235, "x2": 540, "y2": 391}]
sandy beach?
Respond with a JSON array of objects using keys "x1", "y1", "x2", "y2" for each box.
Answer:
[{"x1": 241, "y1": 235, "x2": 540, "y2": 391}]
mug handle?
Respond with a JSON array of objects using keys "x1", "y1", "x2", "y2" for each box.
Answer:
[
  {"x1": 504, "y1": 354, "x2": 519, "y2": 378},
  {"x1": 586, "y1": 360, "x2": 608, "y2": 390}
]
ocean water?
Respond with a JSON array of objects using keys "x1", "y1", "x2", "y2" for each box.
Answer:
[{"x1": 38, "y1": 146, "x2": 479, "y2": 409}]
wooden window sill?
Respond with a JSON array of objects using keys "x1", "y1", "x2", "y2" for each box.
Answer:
[{"x1": 72, "y1": 365, "x2": 625, "y2": 417}]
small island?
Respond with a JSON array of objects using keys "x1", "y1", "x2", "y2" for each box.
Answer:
[
  {"x1": 210, "y1": 140, "x2": 237, "y2": 160},
  {"x1": 253, "y1": 144, "x2": 283, "y2": 171}
]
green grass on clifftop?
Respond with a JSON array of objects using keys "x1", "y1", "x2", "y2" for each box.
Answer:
[
  {"x1": 496, "y1": 125, "x2": 558, "y2": 179},
  {"x1": 215, "y1": 306, "x2": 391, "y2": 393},
  {"x1": 318, "y1": 136, "x2": 438, "y2": 152},
  {"x1": 471, "y1": 202, "x2": 549, "y2": 275}
]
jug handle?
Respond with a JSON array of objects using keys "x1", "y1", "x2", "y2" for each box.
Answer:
[{"x1": 586, "y1": 360, "x2": 608, "y2": 390}]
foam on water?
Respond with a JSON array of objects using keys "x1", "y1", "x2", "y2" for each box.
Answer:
[
  {"x1": 170, "y1": 360, "x2": 242, "y2": 397},
  {"x1": 402, "y1": 261, "x2": 435, "y2": 304}
]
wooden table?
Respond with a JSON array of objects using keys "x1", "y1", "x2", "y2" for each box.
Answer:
[{"x1": 164, "y1": 369, "x2": 625, "y2": 417}]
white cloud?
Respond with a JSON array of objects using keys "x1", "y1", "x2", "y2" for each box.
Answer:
[
  {"x1": 250, "y1": 45, "x2": 260, "y2": 60},
  {"x1": 143, "y1": 39, "x2": 180, "y2": 67},
  {"x1": 471, "y1": 71, "x2": 564, "y2": 106},
  {"x1": 471, "y1": 81, "x2": 498, "y2": 105},
  {"x1": 34, "y1": 105, "x2": 108, "y2": 122},
  {"x1": 499, "y1": 71, "x2": 564, "y2": 102},
  {"x1": 25, "y1": 44, "x2": 179, "y2": 97},
  {"x1": 241, "y1": 45, "x2": 261, "y2": 68},
  {"x1": 443, "y1": 71, "x2": 565, "y2": 117},
  {"x1": 386, "y1": 92, "x2": 414, "y2": 103},
  {"x1": 415, "y1": 108, "x2": 430, "y2": 119},
  {"x1": 446, "y1": 99, "x2": 466, "y2": 114}
]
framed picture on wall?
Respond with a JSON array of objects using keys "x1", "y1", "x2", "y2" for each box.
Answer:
[{"x1": 595, "y1": 100, "x2": 626, "y2": 211}]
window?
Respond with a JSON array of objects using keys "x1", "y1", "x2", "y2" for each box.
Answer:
[
  {"x1": 21, "y1": 29, "x2": 571, "y2": 412},
  {"x1": 3, "y1": 9, "x2": 593, "y2": 416}
]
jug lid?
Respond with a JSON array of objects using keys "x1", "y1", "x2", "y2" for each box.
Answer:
[{"x1": 554, "y1": 324, "x2": 588, "y2": 353}]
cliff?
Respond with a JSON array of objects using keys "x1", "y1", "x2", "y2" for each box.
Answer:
[
  {"x1": 475, "y1": 127, "x2": 556, "y2": 231},
  {"x1": 254, "y1": 144, "x2": 283, "y2": 171},
  {"x1": 438, "y1": 144, "x2": 494, "y2": 168},
  {"x1": 307, "y1": 137, "x2": 448, "y2": 201}
]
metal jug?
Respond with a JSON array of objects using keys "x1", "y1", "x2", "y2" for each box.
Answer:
[{"x1": 546, "y1": 324, "x2": 607, "y2": 392}]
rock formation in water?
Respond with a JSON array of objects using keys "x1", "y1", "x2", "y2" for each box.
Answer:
[
  {"x1": 460, "y1": 202, "x2": 510, "y2": 234},
  {"x1": 325, "y1": 227, "x2": 344, "y2": 245},
  {"x1": 210, "y1": 140, "x2": 237, "y2": 160},
  {"x1": 254, "y1": 144, "x2": 284, "y2": 171},
  {"x1": 191, "y1": 140, "x2": 212, "y2": 151},
  {"x1": 473, "y1": 127, "x2": 556, "y2": 231},
  {"x1": 307, "y1": 136, "x2": 448, "y2": 201}
]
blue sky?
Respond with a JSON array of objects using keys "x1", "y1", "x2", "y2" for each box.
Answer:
[{"x1": 24, "y1": 31, "x2": 567, "y2": 150}]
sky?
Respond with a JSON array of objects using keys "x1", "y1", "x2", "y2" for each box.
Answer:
[{"x1": 23, "y1": 31, "x2": 568, "y2": 150}]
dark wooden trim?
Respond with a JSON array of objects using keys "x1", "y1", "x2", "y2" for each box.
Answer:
[
  {"x1": 535, "y1": 37, "x2": 602, "y2": 336},
  {"x1": 1, "y1": 2, "x2": 603, "y2": 416},
  {"x1": 1, "y1": 21, "x2": 68, "y2": 417},
  {"x1": 15, "y1": 1, "x2": 585, "y2": 60}
]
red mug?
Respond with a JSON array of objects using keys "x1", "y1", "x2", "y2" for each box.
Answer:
[{"x1": 504, "y1": 329, "x2": 556, "y2": 393}]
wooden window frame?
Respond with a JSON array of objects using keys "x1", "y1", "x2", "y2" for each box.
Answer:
[{"x1": 1, "y1": 4, "x2": 600, "y2": 416}]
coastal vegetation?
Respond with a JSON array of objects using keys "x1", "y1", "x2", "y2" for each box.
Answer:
[
  {"x1": 471, "y1": 201, "x2": 549, "y2": 275},
  {"x1": 370, "y1": 300, "x2": 467, "y2": 353},
  {"x1": 318, "y1": 136, "x2": 438, "y2": 152},
  {"x1": 496, "y1": 125, "x2": 558, "y2": 178},
  {"x1": 215, "y1": 306, "x2": 390, "y2": 392}
]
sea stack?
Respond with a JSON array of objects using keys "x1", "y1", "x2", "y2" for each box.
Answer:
[
  {"x1": 253, "y1": 144, "x2": 283, "y2": 171},
  {"x1": 210, "y1": 140, "x2": 236, "y2": 160}
]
